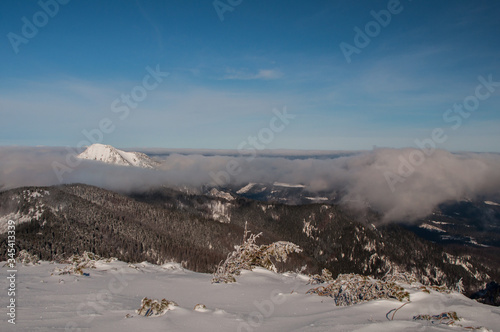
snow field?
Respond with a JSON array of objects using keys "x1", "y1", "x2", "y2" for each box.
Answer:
[{"x1": 0, "y1": 261, "x2": 498, "y2": 331}]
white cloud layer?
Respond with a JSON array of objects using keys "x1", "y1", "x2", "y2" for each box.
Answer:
[{"x1": 1, "y1": 147, "x2": 499, "y2": 223}]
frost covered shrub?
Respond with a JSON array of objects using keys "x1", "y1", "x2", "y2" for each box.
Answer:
[
  {"x1": 413, "y1": 311, "x2": 487, "y2": 330},
  {"x1": 382, "y1": 271, "x2": 418, "y2": 285},
  {"x1": 52, "y1": 251, "x2": 116, "y2": 275},
  {"x1": 419, "y1": 284, "x2": 459, "y2": 294},
  {"x1": 136, "y1": 297, "x2": 178, "y2": 317},
  {"x1": 307, "y1": 273, "x2": 410, "y2": 306},
  {"x1": 383, "y1": 269, "x2": 463, "y2": 294},
  {"x1": 413, "y1": 311, "x2": 459, "y2": 324},
  {"x1": 382, "y1": 270, "x2": 461, "y2": 295},
  {"x1": 211, "y1": 225, "x2": 302, "y2": 283},
  {"x1": 416, "y1": 278, "x2": 464, "y2": 295},
  {"x1": 308, "y1": 269, "x2": 418, "y2": 286},
  {"x1": 16, "y1": 250, "x2": 40, "y2": 265},
  {"x1": 308, "y1": 268, "x2": 334, "y2": 285}
]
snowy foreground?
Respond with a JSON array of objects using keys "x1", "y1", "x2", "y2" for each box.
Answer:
[{"x1": 1, "y1": 260, "x2": 499, "y2": 332}]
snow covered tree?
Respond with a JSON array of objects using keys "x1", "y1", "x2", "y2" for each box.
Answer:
[
  {"x1": 212, "y1": 223, "x2": 302, "y2": 283},
  {"x1": 16, "y1": 249, "x2": 40, "y2": 265},
  {"x1": 453, "y1": 278, "x2": 464, "y2": 294}
]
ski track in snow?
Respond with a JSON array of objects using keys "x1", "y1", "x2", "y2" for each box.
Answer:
[{"x1": 0, "y1": 261, "x2": 498, "y2": 332}]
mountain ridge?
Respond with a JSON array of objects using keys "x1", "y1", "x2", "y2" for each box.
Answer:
[
  {"x1": 77, "y1": 143, "x2": 159, "y2": 168},
  {"x1": 1, "y1": 183, "x2": 497, "y2": 297}
]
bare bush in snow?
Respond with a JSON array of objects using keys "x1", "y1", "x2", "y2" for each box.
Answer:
[
  {"x1": 51, "y1": 251, "x2": 116, "y2": 275},
  {"x1": 382, "y1": 270, "x2": 418, "y2": 285},
  {"x1": 413, "y1": 311, "x2": 489, "y2": 330},
  {"x1": 16, "y1": 249, "x2": 40, "y2": 265},
  {"x1": 136, "y1": 297, "x2": 178, "y2": 317},
  {"x1": 413, "y1": 311, "x2": 460, "y2": 324},
  {"x1": 211, "y1": 223, "x2": 302, "y2": 283},
  {"x1": 308, "y1": 268, "x2": 334, "y2": 285},
  {"x1": 193, "y1": 303, "x2": 207, "y2": 311},
  {"x1": 307, "y1": 273, "x2": 410, "y2": 306}
]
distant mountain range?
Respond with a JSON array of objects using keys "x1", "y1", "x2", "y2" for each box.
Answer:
[
  {"x1": 211, "y1": 182, "x2": 336, "y2": 205},
  {"x1": 71, "y1": 144, "x2": 500, "y2": 253},
  {"x1": 206, "y1": 183, "x2": 500, "y2": 250},
  {"x1": 77, "y1": 143, "x2": 159, "y2": 168},
  {"x1": 2, "y1": 144, "x2": 499, "y2": 302},
  {"x1": 404, "y1": 199, "x2": 500, "y2": 249},
  {"x1": 1, "y1": 183, "x2": 498, "y2": 297}
]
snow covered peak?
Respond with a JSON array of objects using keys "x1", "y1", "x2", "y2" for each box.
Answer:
[{"x1": 77, "y1": 144, "x2": 159, "y2": 169}]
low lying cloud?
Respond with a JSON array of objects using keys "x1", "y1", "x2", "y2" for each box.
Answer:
[{"x1": 1, "y1": 146, "x2": 499, "y2": 223}]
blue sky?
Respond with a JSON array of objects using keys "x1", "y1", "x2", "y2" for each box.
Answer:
[{"x1": 0, "y1": 0, "x2": 499, "y2": 151}]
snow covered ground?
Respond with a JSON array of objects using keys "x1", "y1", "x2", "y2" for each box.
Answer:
[
  {"x1": 237, "y1": 183, "x2": 257, "y2": 194},
  {"x1": 272, "y1": 182, "x2": 306, "y2": 188},
  {"x1": 1, "y1": 261, "x2": 499, "y2": 332},
  {"x1": 419, "y1": 223, "x2": 446, "y2": 233}
]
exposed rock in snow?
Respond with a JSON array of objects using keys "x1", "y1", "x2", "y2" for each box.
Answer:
[{"x1": 208, "y1": 188, "x2": 234, "y2": 201}]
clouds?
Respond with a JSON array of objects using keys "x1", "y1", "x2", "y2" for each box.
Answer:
[
  {"x1": 338, "y1": 149, "x2": 500, "y2": 222},
  {"x1": 221, "y1": 68, "x2": 284, "y2": 81},
  {"x1": 1, "y1": 146, "x2": 499, "y2": 223},
  {"x1": 1, "y1": 1, "x2": 500, "y2": 151},
  {"x1": 2, "y1": 55, "x2": 499, "y2": 151}
]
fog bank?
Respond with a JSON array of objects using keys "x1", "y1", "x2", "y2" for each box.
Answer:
[{"x1": 1, "y1": 146, "x2": 499, "y2": 222}]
